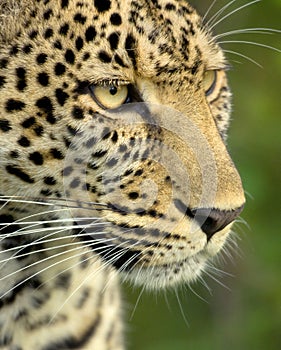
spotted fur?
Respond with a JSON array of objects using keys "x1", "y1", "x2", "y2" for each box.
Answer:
[{"x1": 0, "y1": 1, "x2": 245, "y2": 349}]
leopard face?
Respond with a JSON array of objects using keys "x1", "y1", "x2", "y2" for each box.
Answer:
[{"x1": 0, "y1": 0, "x2": 245, "y2": 290}]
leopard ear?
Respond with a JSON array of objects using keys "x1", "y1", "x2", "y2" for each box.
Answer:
[{"x1": 0, "y1": 0, "x2": 30, "y2": 45}]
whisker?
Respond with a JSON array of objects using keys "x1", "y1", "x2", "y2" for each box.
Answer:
[
  {"x1": 129, "y1": 283, "x2": 146, "y2": 321},
  {"x1": 36, "y1": 238, "x2": 120, "y2": 291},
  {"x1": 49, "y1": 239, "x2": 136, "y2": 321},
  {"x1": 215, "y1": 27, "x2": 280, "y2": 40},
  {"x1": 0, "y1": 237, "x2": 119, "y2": 300},
  {"x1": 218, "y1": 40, "x2": 281, "y2": 53},
  {"x1": 0, "y1": 230, "x2": 111, "y2": 263},
  {"x1": 187, "y1": 282, "x2": 209, "y2": 302},
  {"x1": 202, "y1": 0, "x2": 218, "y2": 23},
  {"x1": 175, "y1": 289, "x2": 189, "y2": 327},
  {"x1": 206, "y1": 0, "x2": 237, "y2": 28},
  {"x1": 203, "y1": 268, "x2": 231, "y2": 291},
  {"x1": 222, "y1": 49, "x2": 263, "y2": 67},
  {"x1": 209, "y1": 0, "x2": 261, "y2": 31}
]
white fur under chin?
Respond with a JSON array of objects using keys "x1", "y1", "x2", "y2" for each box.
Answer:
[{"x1": 122, "y1": 226, "x2": 230, "y2": 290}]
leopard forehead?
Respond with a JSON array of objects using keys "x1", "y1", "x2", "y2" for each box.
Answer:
[{"x1": 0, "y1": 0, "x2": 225, "y2": 77}]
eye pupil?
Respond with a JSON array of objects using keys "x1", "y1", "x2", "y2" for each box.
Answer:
[{"x1": 109, "y1": 86, "x2": 118, "y2": 95}]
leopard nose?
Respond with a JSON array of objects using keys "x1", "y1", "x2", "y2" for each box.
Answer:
[{"x1": 191, "y1": 205, "x2": 244, "y2": 241}]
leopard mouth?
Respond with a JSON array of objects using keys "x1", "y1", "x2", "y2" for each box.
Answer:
[{"x1": 78, "y1": 225, "x2": 230, "y2": 284}]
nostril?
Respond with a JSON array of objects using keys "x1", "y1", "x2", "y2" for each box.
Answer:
[{"x1": 191, "y1": 205, "x2": 244, "y2": 241}]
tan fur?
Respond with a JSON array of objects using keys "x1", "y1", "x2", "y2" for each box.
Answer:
[{"x1": 0, "y1": 1, "x2": 245, "y2": 349}]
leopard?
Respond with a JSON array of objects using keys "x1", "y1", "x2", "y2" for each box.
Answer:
[{"x1": 0, "y1": 0, "x2": 245, "y2": 349}]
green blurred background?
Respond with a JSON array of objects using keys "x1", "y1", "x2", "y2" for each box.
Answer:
[{"x1": 125, "y1": 1, "x2": 281, "y2": 349}]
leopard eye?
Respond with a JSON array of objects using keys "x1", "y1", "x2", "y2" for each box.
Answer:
[
  {"x1": 202, "y1": 70, "x2": 217, "y2": 96},
  {"x1": 89, "y1": 84, "x2": 129, "y2": 109}
]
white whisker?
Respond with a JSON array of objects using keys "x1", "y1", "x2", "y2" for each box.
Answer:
[
  {"x1": 223, "y1": 49, "x2": 263, "y2": 67},
  {"x1": 0, "y1": 230, "x2": 110, "y2": 264},
  {"x1": 209, "y1": 0, "x2": 261, "y2": 31},
  {"x1": 203, "y1": 268, "x2": 231, "y2": 291},
  {"x1": 49, "y1": 239, "x2": 135, "y2": 322},
  {"x1": 175, "y1": 289, "x2": 189, "y2": 327},
  {"x1": 202, "y1": 0, "x2": 218, "y2": 23},
  {"x1": 218, "y1": 40, "x2": 281, "y2": 53},
  {"x1": 215, "y1": 27, "x2": 280, "y2": 40},
  {"x1": 206, "y1": 0, "x2": 237, "y2": 28}
]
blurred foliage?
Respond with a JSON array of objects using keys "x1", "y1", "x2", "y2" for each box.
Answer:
[{"x1": 125, "y1": 1, "x2": 281, "y2": 349}]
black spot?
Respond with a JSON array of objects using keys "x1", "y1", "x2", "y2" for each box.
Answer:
[
  {"x1": 72, "y1": 106, "x2": 84, "y2": 119},
  {"x1": 55, "y1": 272, "x2": 71, "y2": 289},
  {"x1": 118, "y1": 144, "x2": 127, "y2": 152},
  {"x1": 44, "y1": 9, "x2": 53, "y2": 20},
  {"x1": 50, "y1": 148, "x2": 64, "y2": 159},
  {"x1": 106, "y1": 158, "x2": 118, "y2": 167},
  {"x1": 74, "y1": 13, "x2": 87, "y2": 24},
  {"x1": 44, "y1": 28, "x2": 53, "y2": 39},
  {"x1": 75, "y1": 37, "x2": 84, "y2": 51},
  {"x1": 67, "y1": 125, "x2": 77, "y2": 135},
  {"x1": 83, "y1": 52, "x2": 90, "y2": 61},
  {"x1": 65, "y1": 49, "x2": 75, "y2": 64},
  {"x1": 129, "y1": 192, "x2": 139, "y2": 199},
  {"x1": 85, "y1": 26, "x2": 96, "y2": 42},
  {"x1": 6, "y1": 165, "x2": 34, "y2": 183},
  {"x1": 111, "y1": 130, "x2": 118, "y2": 143},
  {"x1": 44, "y1": 176, "x2": 56, "y2": 185},
  {"x1": 10, "y1": 45, "x2": 19, "y2": 55},
  {"x1": 148, "y1": 209, "x2": 157, "y2": 217},
  {"x1": 36, "y1": 96, "x2": 56, "y2": 124},
  {"x1": 54, "y1": 40, "x2": 63, "y2": 50},
  {"x1": 23, "y1": 44, "x2": 33, "y2": 54},
  {"x1": 98, "y1": 51, "x2": 111, "y2": 63},
  {"x1": 165, "y1": 175, "x2": 171, "y2": 182},
  {"x1": 110, "y1": 13, "x2": 122, "y2": 26},
  {"x1": 0, "y1": 333, "x2": 12, "y2": 346},
  {"x1": 54, "y1": 62, "x2": 66, "y2": 76},
  {"x1": 55, "y1": 88, "x2": 69, "y2": 106},
  {"x1": 62, "y1": 166, "x2": 73, "y2": 176},
  {"x1": 37, "y1": 72, "x2": 49, "y2": 86},
  {"x1": 85, "y1": 136, "x2": 96, "y2": 148},
  {"x1": 114, "y1": 54, "x2": 127, "y2": 68},
  {"x1": 17, "y1": 136, "x2": 30, "y2": 147},
  {"x1": 29, "y1": 30, "x2": 38, "y2": 39},
  {"x1": 16, "y1": 67, "x2": 27, "y2": 91},
  {"x1": 108, "y1": 32, "x2": 119, "y2": 50},
  {"x1": 21, "y1": 116, "x2": 36, "y2": 128},
  {"x1": 40, "y1": 189, "x2": 52, "y2": 196},
  {"x1": 125, "y1": 34, "x2": 137, "y2": 67},
  {"x1": 34, "y1": 125, "x2": 44, "y2": 136},
  {"x1": 36, "y1": 53, "x2": 48, "y2": 65},
  {"x1": 0, "y1": 58, "x2": 8, "y2": 69},
  {"x1": 59, "y1": 23, "x2": 69, "y2": 36},
  {"x1": 29, "y1": 151, "x2": 44, "y2": 165},
  {"x1": 61, "y1": 0, "x2": 69, "y2": 8},
  {"x1": 94, "y1": 0, "x2": 111, "y2": 12},
  {"x1": 5, "y1": 99, "x2": 26, "y2": 112},
  {"x1": 102, "y1": 127, "x2": 110, "y2": 139},
  {"x1": 0, "y1": 75, "x2": 6, "y2": 88},
  {"x1": 10, "y1": 150, "x2": 19, "y2": 158},
  {"x1": 165, "y1": 3, "x2": 176, "y2": 11},
  {"x1": 134, "y1": 169, "x2": 143, "y2": 176},
  {"x1": 70, "y1": 177, "x2": 81, "y2": 189},
  {"x1": 123, "y1": 169, "x2": 133, "y2": 177},
  {"x1": 0, "y1": 119, "x2": 11, "y2": 132},
  {"x1": 92, "y1": 150, "x2": 107, "y2": 158},
  {"x1": 40, "y1": 313, "x2": 101, "y2": 350},
  {"x1": 63, "y1": 136, "x2": 71, "y2": 148}
]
